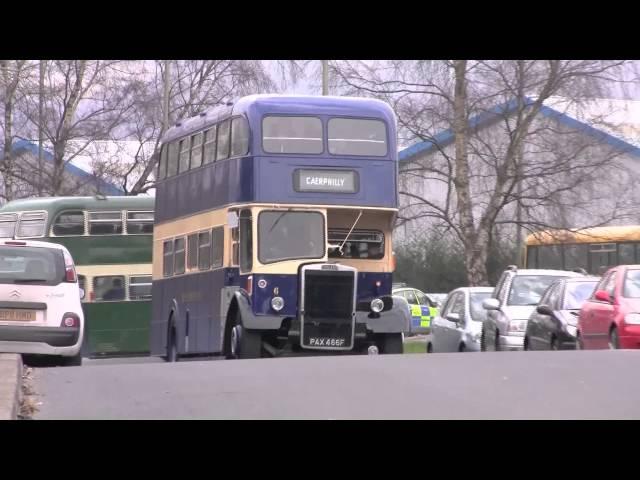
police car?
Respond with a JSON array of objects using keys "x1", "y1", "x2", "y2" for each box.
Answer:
[{"x1": 392, "y1": 284, "x2": 440, "y2": 334}]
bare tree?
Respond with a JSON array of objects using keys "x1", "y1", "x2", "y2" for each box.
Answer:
[{"x1": 332, "y1": 60, "x2": 636, "y2": 285}]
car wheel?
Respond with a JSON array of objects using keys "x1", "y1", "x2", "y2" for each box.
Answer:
[
  {"x1": 609, "y1": 327, "x2": 620, "y2": 350},
  {"x1": 494, "y1": 330, "x2": 500, "y2": 352},
  {"x1": 524, "y1": 336, "x2": 530, "y2": 351},
  {"x1": 458, "y1": 343, "x2": 466, "y2": 353},
  {"x1": 576, "y1": 332, "x2": 583, "y2": 350},
  {"x1": 59, "y1": 352, "x2": 82, "y2": 367},
  {"x1": 480, "y1": 327, "x2": 486, "y2": 352},
  {"x1": 379, "y1": 333, "x2": 404, "y2": 354},
  {"x1": 550, "y1": 336, "x2": 559, "y2": 351},
  {"x1": 426, "y1": 342, "x2": 433, "y2": 353}
]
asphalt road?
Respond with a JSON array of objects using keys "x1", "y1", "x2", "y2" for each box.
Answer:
[{"x1": 32, "y1": 350, "x2": 640, "y2": 419}]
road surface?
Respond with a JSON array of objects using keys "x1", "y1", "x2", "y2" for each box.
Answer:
[{"x1": 32, "y1": 350, "x2": 640, "y2": 419}]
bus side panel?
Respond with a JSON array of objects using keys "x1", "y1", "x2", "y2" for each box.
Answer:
[
  {"x1": 83, "y1": 301, "x2": 151, "y2": 356},
  {"x1": 44, "y1": 236, "x2": 152, "y2": 266},
  {"x1": 151, "y1": 269, "x2": 228, "y2": 356}
]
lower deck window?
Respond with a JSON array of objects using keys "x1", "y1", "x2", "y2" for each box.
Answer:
[
  {"x1": 94, "y1": 275, "x2": 126, "y2": 301},
  {"x1": 129, "y1": 275, "x2": 152, "y2": 300}
]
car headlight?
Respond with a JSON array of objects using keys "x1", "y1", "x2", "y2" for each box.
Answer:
[
  {"x1": 566, "y1": 325, "x2": 577, "y2": 337},
  {"x1": 370, "y1": 298, "x2": 384, "y2": 313},
  {"x1": 271, "y1": 296, "x2": 285, "y2": 312},
  {"x1": 624, "y1": 313, "x2": 640, "y2": 325}
]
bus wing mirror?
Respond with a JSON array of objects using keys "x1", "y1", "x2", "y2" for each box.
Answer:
[{"x1": 227, "y1": 211, "x2": 239, "y2": 229}]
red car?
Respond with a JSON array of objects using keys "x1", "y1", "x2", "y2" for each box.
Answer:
[{"x1": 577, "y1": 265, "x2": 640, "y2": 349}]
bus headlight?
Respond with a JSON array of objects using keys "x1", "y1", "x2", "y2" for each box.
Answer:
[
  {"x1": 370, "y1": 298, "x2": 384, "y2": 313},
  {"x1": 271, "y1": 296, "x2": 285, "y2": 312}
]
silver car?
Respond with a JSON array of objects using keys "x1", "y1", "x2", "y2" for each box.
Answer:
[
  {"x1": 427, "y1": 287, "x2": 493, "y2": 353},
  {"x1": 481, "y1": 267, "x2": 583, "y2": 351}
]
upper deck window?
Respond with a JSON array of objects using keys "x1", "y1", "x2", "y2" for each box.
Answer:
[
  {"x1": 217, "y1": 119, "x2": 231, "y2": 161},
  {"x1": 179, "y1": 138, "x2": 191, "y2": 173},
  {"x1": 231, "y1": 117, "x2": 250, "y2": 157},
  {"x1": 203, "y1": 126, "x2": 217, "y2": 164},
  {"x1": 190, "y1": 132, "x2": 203, "y2": 169},
  {"x1": 328, "y1": 118, "x2": 387, "y2": 156},
  {"x1": 167, "y1": 142, "x2": 179, "y2": 177},
  {"x1": 262, "y1": 116, "x2": 323, "y2": 154},
  {"x1": 17, "y1": 212, "x2": 47, "y2": 238},
  {"x1": 158, "y1": 144, "x2": 168, "y2": 180},
  {"x1": 0, "y1": 213, "x2": 17, "y2": 238}
]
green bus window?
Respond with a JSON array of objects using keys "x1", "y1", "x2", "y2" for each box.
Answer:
[
  {"x1": 217, "y1": 119, "x2": 231, "y2": 161},
  {"x1": 203, "y1": 126, "x2": 217, "y2": 164},
  {"x1": 211, "y1": 227, "x2": 224, "y2": 269},
  {"x1": 240, "y1": 210, "x2": 252, "y2": 272},
  {"x1": 53, "y1": 211, "x2": 85, "y2": 236},
  {"x1": 0, "y1": 213, "x2": 17, "y2": 238},
  {"x1": 89, "y1": 211, "x2": 123, "y2": 235},
  {"x1": 231, "y1": 117, "x2": 249, "y2": 157},
  {"x1": 163, "y1": 240, "x2": 174, "y2": 277},
  {"x1": 158, "y1": 144, "x2": 168, "y2": 180},
  {"x1": 179, "y1": 138, "x2": 191, "y2": 173},
  {"x1": 187, "y1": 234, "x2": 198, "y2": 270},
  {"x1": 198, "y1": 231, "x2": 211, "y2": 270},
  {"x1": 174, "y1": 237, "x2": 186, "y2": 275},
  {"x1": 94, "y1": 275, "x2": 126, "y2": 302},
  {"x1": 78, "y1": 275, "x2": 86, "y2": 302},
  {"x1": 167, "y1": 141, "x2": 179, "y2": 177},
  {"x1": 17, "y1": 212, "x2": 46, "y2": 238},
  {"x1": 190, "y1": 132, "x2": 203, "y2": 168},
  {"x1": 126, "y1": 211, "x2": 154, "y2": 235},
  {"x1": 129, "y1": 275, "x2": 152, "y2": 300}
]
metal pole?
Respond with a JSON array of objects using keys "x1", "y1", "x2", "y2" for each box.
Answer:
[
  {"x1": 38, "y1": 60, "x2": 45, "y2": 196},
  {"x1": 162, "y1": 60, "x2": 170, "y2": 132},
  {"x1": 322, "y1": 60, "x2": 329, "y2": 96}
]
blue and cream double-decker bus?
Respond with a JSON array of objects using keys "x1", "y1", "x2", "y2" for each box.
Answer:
[{"x1": 150, "y1": 94, "x2": 407, "y2": 360}]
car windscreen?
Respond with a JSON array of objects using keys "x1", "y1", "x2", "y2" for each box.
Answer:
[
  {"x1": 564, "y1": 281, "x2": 598, "y2": 309},
  {"x1": 0, "y1": 246, "x2": 64, "y2": 286},
  {"x1": 508, "y1": 275, "x2": 567, "y2": 306}
]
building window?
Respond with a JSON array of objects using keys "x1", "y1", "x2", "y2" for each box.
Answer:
[
  {"x1": 53, "y1": 211, "x2": 85, "y2": 236},
  {"x1": 126, "y1": 211, "x2": 154, "y2": 235},
  {"x1": 217, "y1": 119, "x2": 231, "y2": 161},
  {"x1": 190, "y1": 132, "x2": 203, "y2": 168},
  {"x1": 174, "y1": 237, "x2": 186, "y2": 275},
  {"x1": 187, "y1": 233, "x2": 198, "y2": 270},
  {"x1": 93, "y1": 275, "x2": 126, "y2": 302},
  {"x1": 231, "y1": 117, "x2": 250, "y2": 157},
  {"x1": 129, "y1": 275, "x2": 152, "y2": 300},
  {"x1": 89, "y1": 211, "x2": 123, "y2": 235},
  {"x1": 203, "y1": 126, "x2": 217, "y2": 164},
  {"x1": 163, "y1": 240, "x2": 174, "y2": 277},
  {"x1": 211, "y1": 227, "x2": 224, "y2": 269},
  {"x1": 198, "y1": 231, "x2": 211, "y2": 270}
]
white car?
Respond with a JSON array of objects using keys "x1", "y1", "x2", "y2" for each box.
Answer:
[{"x1": 0, "y1": 239, "x2": 84, "y2": 366}]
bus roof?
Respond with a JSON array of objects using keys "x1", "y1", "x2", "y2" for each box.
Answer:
[
  {"x1": 525, "y1": 225, "x2": 640, "y2": 245},
  {"x1": 0, "y1": 196, "x2": 155, "y2": 214},
  {"x1": 161, "y1": 94, "x2": 397, "y2": 145}
]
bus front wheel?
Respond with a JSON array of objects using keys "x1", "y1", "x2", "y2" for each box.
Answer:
[{"x1": 226, "y1": 312, "x2": 262, "y2": 359}]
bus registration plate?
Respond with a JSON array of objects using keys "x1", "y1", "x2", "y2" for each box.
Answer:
[{"x1": 0, "y1": 309, "x2": 36, "y2": 322}]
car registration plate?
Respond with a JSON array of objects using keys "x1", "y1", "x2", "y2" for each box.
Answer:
[{"x1": 0, "y1": 309, "x2": 36, "y2": 322}]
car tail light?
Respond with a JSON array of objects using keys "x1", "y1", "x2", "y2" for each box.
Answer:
[
  {"x1": 62, "y1": 250, "x2": 77, "y2": 283},
  {"x1": 60, "y1": 313, "x2": 80, "y2": 328},
  {"x1": 5, "y1": 241, "x2": 26, "y2": 246},
  {"x1": 245, "y1": 275, "x2": 253, "y2": 296}
]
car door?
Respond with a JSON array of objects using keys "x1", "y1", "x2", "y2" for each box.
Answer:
[
  {"x1": 402, "y1": 289, "x2": 421, "y2": 332},
  {"x1": 540, "y1": 283, "x2": 563, "y2": 348},
  {"x1": 587, "y1": 270, "x2": 616, "y2": 349},
  {"x1": 441, "y1": 292, "x2": 464, "y2": 351},
  {"x1": 485, "y1": 272, "x2": 509, "y2": 347},
  {"x1": 528, "y1": 283, "x2": 555, "y2": 349},
  {"x1": 414, "y1": 290, "x2": 434, "y2": 331},
  {"x1": 431, "y1": 293, "x2": 454, "y2": 352}
]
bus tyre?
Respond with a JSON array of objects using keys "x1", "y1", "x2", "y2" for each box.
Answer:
[
  {"x1": 165, "y1": 327, "x2": 177, "y2": 363},
  {"x1": 228, "y1": 313, "x2": 262, "y2": 359},
  {"x1": 379, "y1": 333, "x2": 403, "y2": 354}
]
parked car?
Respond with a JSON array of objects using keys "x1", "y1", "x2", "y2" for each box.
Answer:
[
  {"x1": 482, "y1": 266, "x2": 583, "y2": 351},
  {"x1": 524, "y1": 276, "x2": 599, "y2": 350},
  {"x1": 392, "y1": 286, "x2": 440, "y2": 334},
  {"x1": 427, "y1": 287, "x2": 493, "y2": 353},
  {"x1": 577, "y1": 265, "x2": 640, "y2": 349},
  {"x1": 0, "y1": 239, "x2": 85, "y2": 366}
]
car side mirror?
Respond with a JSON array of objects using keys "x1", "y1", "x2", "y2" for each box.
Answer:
[
  {"x1": 594, "y1": 290, "x2": 611, "y2": 303},
  {"x1": 79, "y1": 288, "x2": 85, "y2": 300},
  {"x1": 446, "y1": 312, "x2": 461, "y2": 322},
  {"x1": 536, "y1": 304, "x2": 553, "y2": 316},
  {"x1": 483, "y1": 298, "x2": 500, "y2": 310}
]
